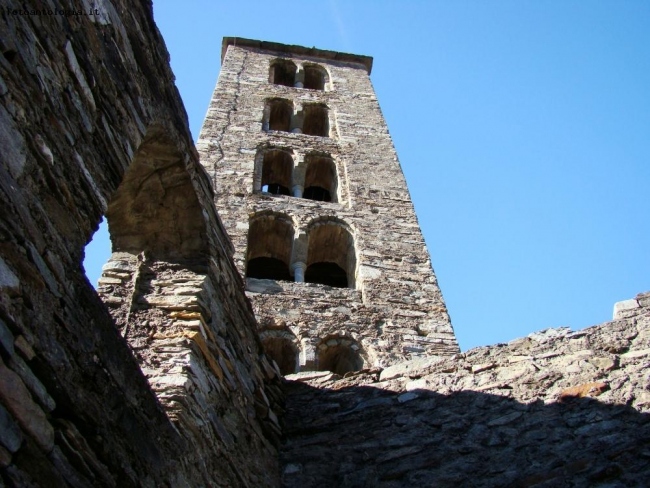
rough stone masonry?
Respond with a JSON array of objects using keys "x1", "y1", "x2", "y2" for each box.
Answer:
[
  {"x1": 280, "y1": 292, "x2": 650, "y2": 487},
  {"x1": 0, "y1": 2, "x2": 648, "y2": 487},
  {"x1": 196, "y1": 38, "x2": 460, "y2": 375},
  {"x1": 0, "y1": 2, "x2": 281, "y2": 486}
]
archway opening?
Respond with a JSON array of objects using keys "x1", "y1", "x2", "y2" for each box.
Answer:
[
  {"x1": 304, "y1": 154, "x2": 337, "y2": 202},
  {"x1": 245, "y1": 214, "x2": 294, "y2": 281},
  {"x1": 262, "y1": 335, "x2": 299, "y2": 375},
  {"x1": 105, "y1": 133, "x2": 208, "y2": 260},
  {"x1": 90, "y1": 126, "x2": 210, "y2": 332},
  {"x1": 269, "y1": 59, "x2": 296, "y2": 87},
  {"x1": 306, "y1": 221, "x2": 356, "y2": 288},
  {"x1": 302, "y1": 104, "x2": 329, "y2": 137},
  {"x1": 261, "y1": 149, "x2": 293, "y2": 195},
  {"x1": 318, "y1": 339, "x2": 364, "y2": 376},
  {"x1": 303, "y1": 65, "x2": 327, "y2": 90},
  {"x1": 267, "y1": 99, "x2": 292, "y2": 132}
]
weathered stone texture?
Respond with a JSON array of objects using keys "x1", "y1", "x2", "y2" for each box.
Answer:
[
  {"x1": 4, "y1": 7, "x2": 648, "y2": 485},
  {"x1": 1, "y1": 3, "x2": 280, "y2": 486},
  {"x1": 197, "y1": 39, "x2": 460, "y2": 372},
  {"x1": 280, "y1": 293, "x2": 650, "y2": 486}
]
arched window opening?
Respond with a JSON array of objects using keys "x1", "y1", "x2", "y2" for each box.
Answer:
[
  {"x1": 105, "y1": 130, "x2": 208, "y2": 260},
  {"x1": 305, "y1": 221, "x2": 356, "y2": 288},
  {"x1": 304, "y1": 154, "x2": 337, "y2": 203},
  {"x1": 261, "y1": 149, "x2": 293, "y2": 196},
  {"x1": 261, "y1": 332, "x2": 299, "y2": 375},
  {"x1": 303, "y1": 65, "x2": 327, "y2": 90},
  {"x1": 305, "y1": 262, "x2": 347, "y2": 288},
  {"x1": 266, "y1": 99, "x2": 292, "y2": 132},
  {"x1": 302, "y1": 104, "x2": 329, "y2": 137},
  {"x1": 91, "y1": 126, "x2": 210, "y2": 331},
  {"x1": 269, "y1": 59, "x2": 296, "y2": 87},
  {"x1": 317, "y1": 337, "x2": 364, "y2": 376},
  {"x1": 245, "y1": 215, "x2": 294, "y2": 281}
]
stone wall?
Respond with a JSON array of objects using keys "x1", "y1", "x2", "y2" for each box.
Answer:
[
  {"x1": 0, "y1": 2, "x2": 280, "y2": 486},
  {"x1": 281, "y1": 292, "x2": 650, "y2": 486},
  {"x1": 197, "y1": 39, "x2": 459, "y2": 372},
  {"x1": 3, "y1": 6, "x2": 647, "y2": 486}
]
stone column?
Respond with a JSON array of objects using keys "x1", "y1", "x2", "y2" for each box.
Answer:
[
  {"x1": 300, "y1": 339, "x2": 316, "y2": 370},
  {"x1": 290, "y1": 109, "x2": 303, "y2": 134},
  {"x1": 292, "y1": 261, "x2": 306, "y2": 282},
  {"x1": 294, "y1": 67, "x2": 304, "y2": 88},
  {"x1": 262, "y1": 104, "x2": 270, "y2": 131}
]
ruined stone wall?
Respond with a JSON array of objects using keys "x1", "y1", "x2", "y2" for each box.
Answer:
[
  {"x1": 0, "y1": 3, "x2": 280, "y2": 486},
  {"x1": 280, "y1": 292, "x2": 650, "y2": 486},
  {"x1": 197, "y1": 39, "x2": 459, "y2": 372}
]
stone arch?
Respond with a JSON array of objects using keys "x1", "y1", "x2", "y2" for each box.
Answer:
[
  {"x1": 104, "y1": 126, "x2": 209, "y2": 260},
  {"x1": 263, "y1": 98, "x2": 293, "y2": 132},
  {"x1": 305, "y1": 218, "x2": 356, "y2": 288},
  {"x1": 303, "y1": 63, "x2": 328, "y2": 90},
  {"x1": 269, "y1": 59, "x2": 296, "y2": 87},
  {"x1": 254, "y1": 148, "x2": 294, "y2": 195},
  {"x1": 246, "y1": 212, "x2": 294, "y2": 281},
  {"x1": 317, "y1": 335, "x2": 365, "y2": 375},
  {"x1": 302, "y1": 103, "x2": 329, "y2": 137},
  {"x1": 303, "y1": 153, "x2": 338, "y2": 203},
  {"x1": 260, "y1": 328, "x2": 300, "y2": 375}
]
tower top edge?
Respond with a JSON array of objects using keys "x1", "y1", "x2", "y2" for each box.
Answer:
[{"x1": 221, "y1": 37, "x2": 374, "y2": 74}]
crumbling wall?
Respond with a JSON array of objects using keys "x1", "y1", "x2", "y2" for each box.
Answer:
[
  {"x1": 281, "y1": 292, "x2": 650, "y2": 486},
  {"x1": 0, "y1": 2, "x2": 280, "y2": 486}
]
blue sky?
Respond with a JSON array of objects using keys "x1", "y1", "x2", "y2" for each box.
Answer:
[{"x1": 85, "y1": 1, "x2": 650, "y2": 351}]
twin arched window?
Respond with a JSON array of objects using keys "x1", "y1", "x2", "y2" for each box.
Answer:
[
  {"x1": 263, "y1": 99, "x2": 330, "y2": 137},
  {"x1": 269, "y1": 60, "x2": 328, "y2": 91},
  {"x1": 255, "y1": 149, "x2": 339, "y2": 203},
  {"x1": 245, "y1": 215, "x2": 356, "y2": 289},
  {"x1": 259, "y1": 328, "x2": 365, "y2": 376}
]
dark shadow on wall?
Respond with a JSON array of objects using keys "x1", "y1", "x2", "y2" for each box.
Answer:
[{"x1": 280, "y1": 381, "x2": 650, "y2": 487}]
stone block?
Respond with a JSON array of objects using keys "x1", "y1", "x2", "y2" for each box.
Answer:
[
  {"x1": 0, "y1": 360, "x2": 53, "y2": 452},
  {"x1": 613, "y1": 299, "x2": 640, "y2": 319},
  {"x1": 379, "y1": 356, "x2": 445, "y2": 381},
  {"x1": 0, "y1": 257, "x2": 19, "y2": 292},
  {"x1": 0, "y1": 403, "x2": 22, "y2": 453}
]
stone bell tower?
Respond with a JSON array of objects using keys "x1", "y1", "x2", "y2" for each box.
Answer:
[{"x1": 197, "y1": 38, "x2": 459, "y2": 374}]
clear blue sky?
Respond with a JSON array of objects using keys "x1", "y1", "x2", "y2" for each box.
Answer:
[{"x1": 85, "y1": 1, "x2": 650, "y2": 351}]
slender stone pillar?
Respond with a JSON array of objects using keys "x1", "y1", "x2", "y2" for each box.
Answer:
[{"x1": 292, "y1": 261, "x2": 306, "y2": 282}]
